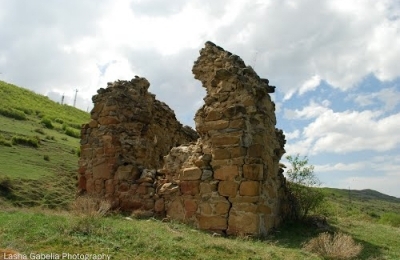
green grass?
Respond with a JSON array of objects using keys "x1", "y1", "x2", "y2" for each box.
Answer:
[
  {"x1": 0, "y1": 80, "x2": 89, "y2": 125},
  {"x1": 1, "y1": 80, "x2": 400, "y2": 259},
  {"x1": 0, "y1": 210, "x2": 319, "y2": 260}
]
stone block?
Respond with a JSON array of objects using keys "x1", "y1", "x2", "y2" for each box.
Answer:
[
  {"x1": 212, "y1": 148, "x2": 230, "y2": 160},
  {"x1": 214, "y1": 200, "x2": 231, "y2": 215},
  {"x1": 203, "y1": 120, "x2": 229, "y2": 131},
  {"x1": 115, "y1": 165, "x2": 134, "y2": 180},
  {"x1": 198, "y1": 215, "x2": 227, "y2": 230},
  {"x1": 184, "y1": 199, "x2": 198, "y2": 218},
  {"x1": 181, "y1": 167, "x2": 202, "y2": 180},
  {"x1": 98, "y1": 116, "x2": 120, "y2": 125},
  {"x1": 105, "y1": 179, "x2": 114, "y2": 194},
  {"x1": 214, "y1": 165, "x2": 239, "y2": 181},
  {"x1": 231, "y1": 202, "x2": 257, "y2": 212},
  {"x1": 167, "y1": 198, "x2": 185, "y2": 221},
  {"x1": 199, "y1": 202, "x2": 212, "y2": 215},
  {"x1": 155, "y1": 198, "x2": 165, "y2": 212},
  {"x1": 180, "y1": 181, "x2": 200, "y2": 195},
  {"x1": 227, "y1": 211, "x2": 259, "y2": 235},
  {"x1": 240, "y1": 181, "x2": 260, "y2": 196},
  {"x1": 205, "y1": 110, "x2": 223, "y2": 121},
  {"x1": 229, "y1": 146, "x2": 247, "y2": 158},
  {"x1": 257, "y1": 204, "x2": 272, "y2": 215},
  {"x1": 201, "y1": 170, "x2": 213, "y2": 180},
  {"x1": 211, "y1": 133, "x2": 241, "y2": 146},
  {"x1": 248, "y1": 144, "x2": 264, "y2": 158},
  {"x1": 218, "y1": 181, "x2": 238, "y2": 197},
  {"x1": 93, "y1": 162, "x2": 112, "y2": 179},
  {"x1": 229, "y1": 119, "x2": 245, "y2": 129},
  {"x1": 199, "y1": 182, "x2": 216, "y2": 194},
  {"x1": 243, "y1": 164, "x2": 264, "y2": 180}
]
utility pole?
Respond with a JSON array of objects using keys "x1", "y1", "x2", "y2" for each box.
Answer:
[
  {"x1": 73, "y1": 89, "x2": 78, "y2": 107},
  {"x1": 252, "y1": 51, "x2": 258, "y2": 69}
]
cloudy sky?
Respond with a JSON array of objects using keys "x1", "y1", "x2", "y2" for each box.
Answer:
[{"x1": 1, "y1": 0, "x2": 399, "y2": 197}]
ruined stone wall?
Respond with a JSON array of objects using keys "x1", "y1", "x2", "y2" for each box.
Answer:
[
  {"x1": 78, "y1": 42, "x2": 289, "y2": 236},
  {"x1": 159, "y1": 42, "x2": 287, "y2": 235},
  {"x1": 78, "y1": 77, "x2": 198, "y2": 209}
]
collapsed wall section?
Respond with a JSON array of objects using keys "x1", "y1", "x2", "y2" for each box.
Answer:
[
  {"x1": 160, "y1": 42, "x2": 288, "y2": 235},
  {"x1": 78, "y1": 77, "x2": 198, "y2": 209}
]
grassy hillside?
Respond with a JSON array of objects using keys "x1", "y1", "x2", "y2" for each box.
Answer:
[{"x1": 0, "y1": 80, "x2": 90, "y2": 208}]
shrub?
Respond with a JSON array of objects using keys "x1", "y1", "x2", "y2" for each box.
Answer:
[
  {"x1": 44, "y1": 155, "x2": 50, "y2": 161},
  {"x1": 379, "y1": 212, "x2": 400, "y2": 227},
  {"x1": 11, "y1": 136, "x2": 39, "y2": 148},
  {"x1": 15, "y1": 107, "x2": 33, "y2": 115},
  {"x1": 0, "y1": 107, "x2": 26, "y2": 120},
  {"x1": 286, "y1": 154, "x2": 325, "y2": 219},
  {"x1": 34, "y1": 128, "x2": 45, "y2": 135},
  {"x1": 54, "y1": 118, "x2": 64, "y2": 124},
  {"x1": 0, "y1": 135, "x2": 12, "y2": 147},
  {"x1": 0, "y1": 175, "x2": 13, "y2": 196},
  {"x1": 65, "y1": 127, "x2": 80, "y2": 138},
  {"x1": 303, "y1": 232, "x2": 362, "y2": 259},
  {"x1": 40, "y1": 117, "x2": 54, "y2": 129},
  {"x1": 70, "y1": 195, "x2": 111, "y2": 217}
]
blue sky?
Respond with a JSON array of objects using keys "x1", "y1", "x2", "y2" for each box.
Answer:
[{"x1": 0, "y1": 0, "x2": 399, "y2": 197}]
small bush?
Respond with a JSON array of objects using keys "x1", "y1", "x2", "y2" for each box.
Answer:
[
  {"x1": 44, "y1": 155, "x2": 50, "y2": 161},
  {"x1": 77, "y1": 147, "x2": 81, "y2": 157},
  {"x1": 15, "y1": 107, "x2": 33, "y2": 115},
  {"x1": 54, "y1": 118, "x2": 64, "y2": 124},
  {"x1": 303, "y1": 232, "x2": 362, "y2": 259},
  {"x1": 0, "y1": 107, "x2": 26, "y2": 120},
  {"x1": 379, "y1": 212, "x2": 400, "y2": 227},
  {"x1": 41, "y1": 117, "x2": 54, "y2": 129},
  {"x1": 0, "y1": 175, "x2": 13, "y2": 196},
  {"x1": 65, "y1": 127, "x2": 80, "y2": 138},
  {"x1": 45, "y1": 135, "x2": 55, "y2": 140},
  {"x1": 70, "y1": 195, "x2": 111, "y2": 217},
  {"x1": 0, "y1": 135, "x2": 12, "y2": 147},
  {"x1": 11, "y1": 136, "x2": 39, "y2": 148},
  {"x1": 34, "y1": 128, "x2": 45, "y2": 135}
]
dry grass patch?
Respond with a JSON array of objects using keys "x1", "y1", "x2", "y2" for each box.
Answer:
[
  {"x1": 303, "y1": 232, "x2": 362, "y2": 259},
  {"x1": 70, "y1": 195, "x2": 111, "y2": 217}
]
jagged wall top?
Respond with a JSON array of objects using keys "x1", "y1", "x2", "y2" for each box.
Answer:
[{"x1": 192, "y1": 41, "x2": 276, "y2": 96}]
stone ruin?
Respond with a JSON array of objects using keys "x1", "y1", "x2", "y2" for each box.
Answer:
[{"x1": 78, "y1": 42, "x2": 291, "y2": 236}]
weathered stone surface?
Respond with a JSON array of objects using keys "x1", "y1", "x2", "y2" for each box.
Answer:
[
  {"x1": 240, "y1": 181, "x2": 260, "y2": 196},
  {"x1": 218, "y1": 181, "x2": 239, "y2": 197},
  {"x1": 180, "y1": 167, "x2": 202, "y2": 180},
  {"x1": 243, "y1": 164, "x2": 264, "y2": 180},
  {"x1": 198, "y1": 215, "x2": 227, "y2": 230},
  {"x1": 78, "y1": 41, "x2": 290, "y2": 237},
  {"x1": 214, "y1": 165, "x2": 239, "y2": 181}
]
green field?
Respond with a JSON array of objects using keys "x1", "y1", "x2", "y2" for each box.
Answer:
[{"x1": 1, "y1": 80, "x2": 399, "y2": 259}]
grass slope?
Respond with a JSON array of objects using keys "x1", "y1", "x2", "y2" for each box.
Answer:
[{"x1": 0, "y1": 80, "x2": 90, "y2": 207}]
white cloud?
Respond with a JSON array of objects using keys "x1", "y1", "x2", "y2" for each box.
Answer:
[
  {"x1": 284, "y1": 99, "x2": 400, "y2": 155},
  {"x1": 284, "y1": 100, "x2": 331, "y2": 120},
  {"x1": 353, "y1": 87, "x2": 400, "y2": 112},
  {"x1": 299, "y1": 75, "x2": 321, "y2": 95},
  {"x1": 284, "y1": 130, "x2": 300, "y2": 140}
]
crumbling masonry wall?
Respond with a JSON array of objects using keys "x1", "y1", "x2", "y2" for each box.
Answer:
[{"x1": 78, "y1": 42, "x2": 289, "y2": 236}]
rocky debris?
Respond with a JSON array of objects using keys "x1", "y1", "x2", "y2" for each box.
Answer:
[{"x1": 78, "y1": 42, "x2": 290, "y2": 236}]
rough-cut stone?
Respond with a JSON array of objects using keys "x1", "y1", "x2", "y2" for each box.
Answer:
[{"x1": 78, "y1": 41, "x2": 291, "y2": 237}]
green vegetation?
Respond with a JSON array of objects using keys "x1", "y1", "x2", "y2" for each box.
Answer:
[
  {"x1": 1, "y1": 81, "x2": 399, "y2": 259},
  {"x1": 0, "y1": 107, "x2": 26, "y2": 120},
  {"x1": 285, "y1": 154, "x2": 325, "y2": 220},
  {"x1": 11, "y1": 135, "x2": 39, "y2": 148}
]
